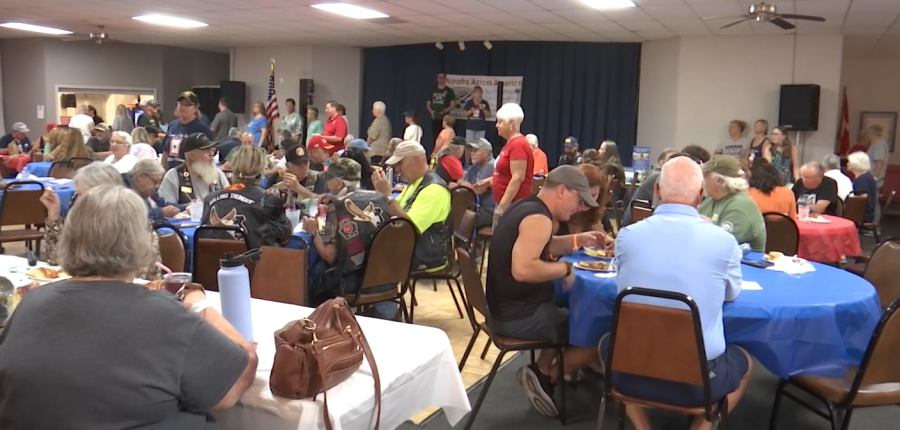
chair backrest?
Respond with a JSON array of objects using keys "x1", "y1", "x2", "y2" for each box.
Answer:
[
  {"x1": 457, "y1": 247, "x2": 491, "y2": 331},
  {"x1": 844, "y1": 194, "x2": 868, "y2": 225},
  {"x1": 863, "y1": 237, "x2": 900, "y2": 309},
  {"x1": 31, "y1": 151, "x2": 44, "y2": 162},
  {"x1": 454, "y1": 209, "x2": 477, "y2": 251},
  {"x1": 631, "y1": 206, "x2": 652, "y2": 223},
  {"x1": 450, "y1": 186, "x2": 477, "y2": 233},
  {"x1": 850, "y1": 298, "x2": 900, "y2": 399},
  {"x1": 632, "y1": 199, "x2": 651, "y2": 209},
  {"x1": 0, "y1": 162, "x2": 11, "y2": 179},
  {"x1": 192, "y1": 225, "x2": 250, "y2": 292},
  {"x1": 0, "y1": 181, "x2": 47, "y2": 226},
  {"x1": 48, "y1": 161, "x2": 75, "y2": 179},
  {"x1": 251, "y1": 245, "x2": 307, "y2": 306},
  {"x1": 531, "y1": 176, "x2": 546, "y2": 195},
  {"x1": 359, "y1": 217, "x2": 418, "y2": 290},
  {"x1": 763, "y1": 212, "x2": 799, "y2": 256},
  {"x1": 833, "y1": 197, "x2": 845, "y2": 217},
  {"x1": 154, "y1": 223, "x2": 188, "y2": 273},
  {"x1": 607, "y1": 287, "x2": 713, "y2": 405},
  {"x1": 69, "y1": 157, "x2": 93, "y2": 171}
]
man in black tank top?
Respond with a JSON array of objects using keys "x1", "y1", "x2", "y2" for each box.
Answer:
[{"x1": 486, "y1": 165, "x2": 609, "y2": 418}]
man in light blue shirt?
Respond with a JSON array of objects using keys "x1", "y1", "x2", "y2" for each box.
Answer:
[
  {"x1": 460, "y1": 138, "x2": 496, "y2": 229},
  {"x1": 604, "y1": 156, "x2": 752, "y2": 430}
]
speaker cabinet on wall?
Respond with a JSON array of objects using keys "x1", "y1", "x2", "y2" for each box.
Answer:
[
  {"x1": 219, "y1": 81, "x2": 247, "y2": 114},
  {"x1": 299, "y1": 79, "x2": 314, "y2": 106},
  {"x1": 60, "y1": 94, "x2": 77, "y2": 109},
  {"x1": 191, "y1": 87, "x2": 221, "y2": 124},
  {"x1": 779, "y1": 84, "x2": 820, "y2": 131}
]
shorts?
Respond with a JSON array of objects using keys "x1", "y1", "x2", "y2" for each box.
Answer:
[
  {"x1": 492, "y1": 302, "x2": 569, "y2": 345},
  {"x1": 599, "y1": 334, "x2": 749, "y2": 407}
]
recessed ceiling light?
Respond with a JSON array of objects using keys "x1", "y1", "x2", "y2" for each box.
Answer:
[
  {"x1": 0, "y1": 22, "x2": 72, "y2": 35},
  {"x1": 580, "y1": 0, "x2": 636, "y2": 9},
  {"x1": 132, "y1": 15, "x2": 208, "y2": 28},
  {"x1": 311, "y1": 3, "x2": 389, "y2": 19}
]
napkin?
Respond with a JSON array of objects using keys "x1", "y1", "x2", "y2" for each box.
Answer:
[
  {"x1": 803, "y1": 217, "x2": 831, "y2": 224},
  {"x1": 594, "y1": 272, "x2": 616, "y2": 279},
  {"x1": 741, "y1": 281, "x2": 763, "y2": 290},
  {"x1": 766, "y1": 257, "x2": 816, "y2": 275}
]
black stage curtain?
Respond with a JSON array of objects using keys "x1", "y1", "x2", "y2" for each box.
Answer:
[{"x1": 360, "y1": 41, "x2": 641, "y2": 166}]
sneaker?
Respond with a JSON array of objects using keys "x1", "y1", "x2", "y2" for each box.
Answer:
[{"x1": 517, "y1": 364, "x2": 558, "y2": 417}]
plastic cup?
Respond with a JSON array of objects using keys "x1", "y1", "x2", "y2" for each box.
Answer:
[
  {"x1": 163, "y1": 272, "x2": 192, "y2": 294},
  {"x1": 189, "y1": 201, "x2": 203, "y2": 222}
]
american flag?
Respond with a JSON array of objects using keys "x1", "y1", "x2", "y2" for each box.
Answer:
[
  {"x1": 836, "y1": 87, "x2": 850, "y2": 155},
  {"x1": 265, "y1": 60, "x2": 280, "y2": 150}
]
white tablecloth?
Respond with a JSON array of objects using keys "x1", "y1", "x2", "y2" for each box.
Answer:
[{"x1": 205, "y1": 293, "x2": 471, "y2": 430}]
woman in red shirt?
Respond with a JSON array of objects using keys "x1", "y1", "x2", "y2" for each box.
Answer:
[{"x1": 491, "y1": 103, "x2": 534, "y2": 226}]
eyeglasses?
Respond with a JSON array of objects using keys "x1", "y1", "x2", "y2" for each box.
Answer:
[{"x1": 143, "y1": 173, "x2": 163, "y2": 186}]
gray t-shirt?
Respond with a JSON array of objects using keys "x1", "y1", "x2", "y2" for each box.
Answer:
[
  {"x1": 867, "y1": 138, "x2": 889, "y2": 182},
  {"x1": 0, "y1": 280, "x2": 248, "y2": 430},
  {"x1": 463, "y1": 157, "x2": 496, "y2": 210},
  {"x1": 210, "y1": 109, "x2": 239, "y2": 142},
  {"x1": 159, "y1": 167, "x2": 231, "y2": 204},
  {"x1": 717, "y1": 137, "x2": 750, "y2": 158}
]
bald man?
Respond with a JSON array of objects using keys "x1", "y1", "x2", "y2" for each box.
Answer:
[
  {"x1": 792, "y1": 161, "x2": 839, "y2": 215},
  {"x1": 608, "y1": 156, "x2": 752, "y2": 430}
]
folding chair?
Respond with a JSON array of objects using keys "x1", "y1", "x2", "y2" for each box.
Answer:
[
  {"x1": 763, "y1": 212, "x2": 800, "y2": 256},
  {"x1": 192, "y1": 225, "x2": 250, "y2": 292}
]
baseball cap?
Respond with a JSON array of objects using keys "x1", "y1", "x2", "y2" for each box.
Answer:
[
  {"x1": 182, "y1": 132, "x2": 216, "y2": 153},
  {"x1": 563, "y1": 136, "x2": 578, "y2": 147},
  {"x1": 321, "y1": 158, "x2": 361, "y2": 181},
  {"x1": 144, "y1": 99, "x2": 160, "y2": 108},
  {"x1": 702, "y1": 154, "x2": 742, "y2": 178},
  {"x1": 177, "y1": 91, "x2": 199, "y2": 105},
  {"x1": 92, "y1": 123, "x2": 109, "y2": 132},
  {"x1": 545, "y1": 165, "x2": 599, "y2": 208},
  {"x1": 285, "y1": 144, "x2": 309, "y2": 164},
  {"x1": 307, "y1": 135, "x2": 333, "y2": 151},
  {"x1": 12, "y1": 122, "x2": 29, "y2": 133},
  {"x1": 347, "y1": 138, "x2": 370, "y2": 151},
  {"x1": 385, "y1": 140, "x2": 426, "y2": 165},
  {"x1": 449, "y1": 136, "x2": 467, "y2": 147},
  {"x1": 467, "y1": 138, "x2": 492, "y2": 151}
]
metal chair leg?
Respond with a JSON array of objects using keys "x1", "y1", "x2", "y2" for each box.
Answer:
[
  {"x1": 454, "y1": 278, "x2": 468, "y2": 312},
  {"x1": 767, "y1": 380, "x2": 787, "y2": 430},
  {"x1": 479, "y1": 337, "x2": 491, "y2": 359},
  {"x1": 447, "y1": 279, "x2": 464, "y2": 318},
  {"x1": 409, "y1": 281, "x2": 418, "y2": 322},
  {"x1": 839, "y1": 409, "x2": 854, "y2": 430},
  {"x1": 826, "y1": 402, "x2": 840, "y2": 430},
  {"x1": 557, "y1": 346, "x2": 567, "y2": 425},
  {"x1": 478, "y1": 236, "x2": 489, "y2": 277},
  {"x1": 433, "y1": 279, "x2": 437, "y2": 291},
  {"x1": 595, "y1": 395, "x2": 607, "y2": 430},
  {"x1": 617, "y1": 401, "x2": 626, "y2": 430},
  {"x1": 458, "y1": 327, "x2": 481, "y2": 371},
  {"x1": 463, "y1": 349, "x2": 508, "y2": 430},
  {"x1": 399, "y1": 297, "x2": 411, "y2": 324}
]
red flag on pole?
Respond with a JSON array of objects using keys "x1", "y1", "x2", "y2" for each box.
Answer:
[{"x1": 837, "y1": 87, "x2": 850, "y2": 155}]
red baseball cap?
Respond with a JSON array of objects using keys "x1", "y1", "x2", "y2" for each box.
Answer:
[{"x1": 307, "y1": 135, "x2": 333, "y2": 151}]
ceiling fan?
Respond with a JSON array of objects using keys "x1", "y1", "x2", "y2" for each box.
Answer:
[
  {"x1": 61, "y1": 25, "x2": 119, "y2": 44},
  {"x1": 702, "y1": 2, "x2": 826, "y2": 30}
]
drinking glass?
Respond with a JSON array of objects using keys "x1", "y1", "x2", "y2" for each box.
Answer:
[
  {"x1": 189, "y1": 200, "x2": 203, "y2": 222},
  {"x1": 163, "y1": 272, "x2": 192, "y2": 294}
]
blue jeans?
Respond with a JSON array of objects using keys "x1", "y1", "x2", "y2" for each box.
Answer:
[
  {"x1": 341, "y1": 272, "x2": 398, "y2": 320},
  {"x1": 309, "y1": 263, "x2": 398, "y2": 320}
]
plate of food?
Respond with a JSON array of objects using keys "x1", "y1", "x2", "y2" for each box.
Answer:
[
  {"x1": 172, "y1": 212, "x2": 191, "y2": 220},
  {"x1": 574, "y1": 260, "x2": 615, "y2": 272},
  {"x1": 583, "y1": 247, "x2": 611, "y2": 258},
  {"x1": 26, "y1": 266, "x2": 70, "y2": 282},
  {"x1": 762, "y1": 251, "x2": 806, "y2": 264}
]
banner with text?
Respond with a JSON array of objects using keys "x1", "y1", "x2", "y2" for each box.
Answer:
[{"x1": 446, "y1": 74, "x2": 523, "y2": 121}]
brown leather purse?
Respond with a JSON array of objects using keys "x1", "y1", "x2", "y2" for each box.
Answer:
[{"x1": 270, "y1": 298, "x2": 381, "y2": 430}]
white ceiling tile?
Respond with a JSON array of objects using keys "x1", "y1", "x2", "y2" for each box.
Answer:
[
  {"x1": 387, "y1": 0, "x2": 459, "y2": 15},
  {"x1": 637, "y1": 30, "x2": 676, "y2": 40},
  {"x1": 528, "y1": 0, "x2": 588, "y2": 10},
  {"x1": 438, "y1": 13, "x2": 493, "y2": 26},
  {"x1": 660, "y1": 18, "x2": 711, "y2": 30},
  {"x1": 479, "y1": 0, "x2": 544, "y2": 12},
  {"x1": 511, "y1": 10, "x2": 571, "y2": 24},
  {"x1": 618, "y1": 20, "x2": 668, "y2": 32},
  {"x1": 795, "y1": 0, "x2": 850, "y2": 16},
  {"x1": 443, "y1": 0, "x2": 501, "y2": 13},
  {"x1": 476, "y1": 12, "x2": 534, "y2": 25},
  {"x1": 670, "y1": 27, "x2": 713, "y2": 35},
  {"x1": 642, "y1": 5, "x2": 700, "y2": 20},
  {"x1": 550, "y1": 9, "x2": 611, "y2": 23},
  {"x1": 503, "y1": 23, "x2": 560, "y2": 34},
  {"x1": 634, "y1": 0, "x2": 687, "y2": 5},
  {"x1": 599, "y1": 7, "x2": 654, "y2": 21},
  {"x1": 690, "y1": 3, "x2": 746, "y2": 19},
  {"x1": 844, "y1": 13, "x2": 899, "y2": 29},
  {"x1": 849, "y1": 0, "x2": 900, "y2": 15}
]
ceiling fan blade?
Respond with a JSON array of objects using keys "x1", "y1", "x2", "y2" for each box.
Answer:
[
  {"x1": 720, "y1": 18, "x2": 751, "y2": 29},
  {"x1": 778, "y1": 14, "x2": 826, "y2": 22},
  {"x1": 703, "y1": 14, "x2": 748, "y2": 21},
  {"x1": 770, "y1": 18, "x2": 796, "y2": 30}
]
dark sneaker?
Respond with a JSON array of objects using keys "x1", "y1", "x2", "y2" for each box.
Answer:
[{"x1": 517, "y1": 363, "x2": 558, "y2": 417}]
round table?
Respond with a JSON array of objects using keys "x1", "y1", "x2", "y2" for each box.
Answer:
[
  {"x1": 556, "y1": 251, "x2": 882, "y2": 378},
  {"x1": 23, "y1": 161, "x2": 53, "y2": 178},
  {"x1": 0, "y1": 179, "x2": 74, "y2": 214},
  {"x1": 796, "y1": 214, "x2": 861, "y2": 262}
]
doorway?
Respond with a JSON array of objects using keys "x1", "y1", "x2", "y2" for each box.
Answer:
[{"x1": 56, "y1": 86, "x2": 156, "y2": 129}]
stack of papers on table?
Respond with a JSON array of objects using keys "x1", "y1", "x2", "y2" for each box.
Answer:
[{"x1": 766, "y1": 256, "x2": 815, "y2": 275}]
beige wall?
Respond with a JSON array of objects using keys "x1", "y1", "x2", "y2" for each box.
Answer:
[{"x1": 841, "y1": 57, "x2": 900, "y2": 163}]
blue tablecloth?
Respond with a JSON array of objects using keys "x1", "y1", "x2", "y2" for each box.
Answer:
[
  {"x1": 160, "y1": 221, "x2": 319, "y2": 272},
  {"x1": 25, "y1": 161, "x2": 54, "y2": 178},
  {"x1": 556, "y1": 251, "x2": 882, "y2": 378},
  {"x1": 0, "y1": 179, "x2": 74, "y2": 214}
]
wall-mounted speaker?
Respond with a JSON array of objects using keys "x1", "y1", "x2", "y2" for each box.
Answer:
[
  {"x1": 219, "y1": 81, "x2": 247, "y2": 114},
  {"x1": 778, "y1": 84, "x2": 820, "y2": 131},
  {"x1": 60, "y1": 93, "x2": 77, "y2": 109},
  {"x1": 299, "y1": 79, "x2": 314, "y2": 106}
]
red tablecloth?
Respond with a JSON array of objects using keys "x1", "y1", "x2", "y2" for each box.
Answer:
[
  {"x1": 796, "y1": 214, "x2": 861, "y2": 262},
  {"x1": 1, "y1": 154, "x2": 31, "y2": 175}
]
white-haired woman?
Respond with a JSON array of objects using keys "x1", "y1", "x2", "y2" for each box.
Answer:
[
  {"x1": 38, "y1": 162, "x2": 160, "y2": 280},
  {"x1": 527, "y1": 134, "x2": 549, "y2": 176},
  {"x1": 104, "y1": 131, "x2": 139, "y2": 173},
  {"x1": 0, "y1": 185, "x2": 258, "y2": 429},
  {"x1": 367, "y1": 101, "x2": 391, "y2": 163},
  {"x1": 848, "y1": 151, "x2": 879, "y2": 223},
  {"x1": 492, "y1": 103, "x2": 534, "y2": 226},
  {"x1": 698, "y1": 154, "x2": 766, "y2": 251},
  {"x1": 111, "y1": 104, "x2": 134, "y2": 133},
  {"x1": 130, "y1": 127, "x2": 159, "y2": 159},
  {"x1": 125, "y1": 158, "x2": 184, "y2": 222}
]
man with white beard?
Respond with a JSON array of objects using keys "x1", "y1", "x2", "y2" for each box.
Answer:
[{"x1": 159, "y1": 133, "x2": 230, "y2": 205}]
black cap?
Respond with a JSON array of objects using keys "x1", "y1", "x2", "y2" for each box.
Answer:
[
  {"x1": 449, "y1": 136, "x2": 467, "y2": 146},
  {"x1": 182, "y1": 132, "x2": 216, "y2": 152},
  {"x1": 285, "y1": 144, "x2": 309, "y2": 164},
  {"x1": 177, "y1": 90, "x2": 199, "y2": 105}
]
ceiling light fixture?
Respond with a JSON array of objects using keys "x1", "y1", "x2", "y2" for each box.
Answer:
[
  {"x1": 435, "y1": 41, "x2": 444, "y2": 50},
  {"x1": 311, "y1": 3, "x2": 389, "y2": 19},
  {"x1": 458, "y1": 41, "x2": 466, "y2": 51},
  {"x1": 132, "y1": 15, "x2": 208, "y2": 28},
  {"x1": 484, "y1": 40, "x2": 493, "y2": 50},
  {"x1": 580, "y1": 0, "x2": 636, "y2": 9},
  {"x1": 0, "y1": 22, "x2": 72, "y2": 35}
]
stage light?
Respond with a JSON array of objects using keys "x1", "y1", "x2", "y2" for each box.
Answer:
[
  {"x1": 435, "y1": 41, "x2": 444, "y2": 50},
  {"x1": 458, "y1": 41, "x2": 465, "y2": 51},
  {"x1": 484, "y1": 40, "x2": 493, "y2": 50}
]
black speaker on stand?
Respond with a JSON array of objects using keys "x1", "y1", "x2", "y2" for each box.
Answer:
[
  {"x1": 779, "y1": 84, "x2": 820, "y2": 131},
  {"x1": 220, "y1": 81, "x2": 247, "y2": 114},
  {"x1": 191, "y1": 87, "x2": 220, "y2": 123}
]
